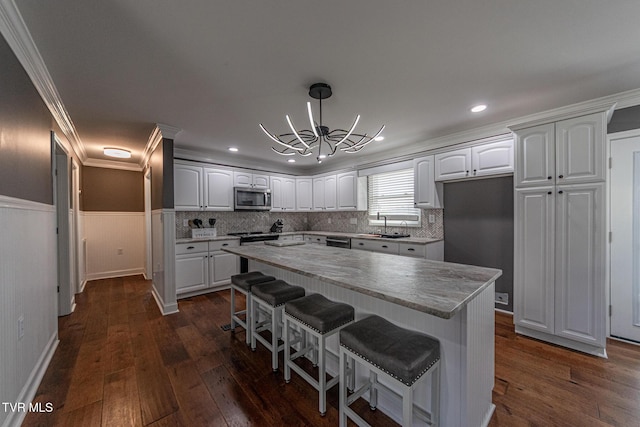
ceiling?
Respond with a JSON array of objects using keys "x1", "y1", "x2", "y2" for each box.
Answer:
[{"x1": 12, "y1": 0, "x2": 640, "y2": 172}]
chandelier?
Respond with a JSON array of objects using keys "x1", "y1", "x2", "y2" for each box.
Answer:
[{"x1": 259, "y1": 83, "x2": 385, "y2": 163}]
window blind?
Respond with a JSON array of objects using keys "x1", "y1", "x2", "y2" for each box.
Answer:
[{"x1": 367, "y1": 168, "x2": 421, "y2": 222}]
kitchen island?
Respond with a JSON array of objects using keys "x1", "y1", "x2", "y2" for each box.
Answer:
[{"x1": 223, "y1": 244, "x2": 501, "y2": 426}]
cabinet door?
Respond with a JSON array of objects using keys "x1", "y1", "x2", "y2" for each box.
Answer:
[
  {"x1": 252, "y1": 173, "x2": 270, "y2": 189},
  {"x1": 471, "y1": 140, "x2": 514, "y2": 177},
  {"x1": 555, "y1": 113, "x2": 605, "y2": 184},
  {"x1": 233, "y1": 170, "x2": 253, "y2": 187},
  {"x1": 209, "y1": 252, "x2": 239, "y2": 285},
  {"x1": 554, "y1": 183, "x2": 605, "y2": 346},
  {"x1": 435, "y1": 148, "x2": 471, "y2": 181},
  {"x1": 174, "y1": 164, "x2": 203, "y2": 210},
  {"x1": 270, "y1": 176, "x2": 284, "y2": 211},
  {"x1": 176, "y1": 253, "x2": 208, "y2": 294},
  {"x1": 514, "y1": 187, "x2": 555, "y2": 334},
  {"x1": 282, "y1": 178, "x2": 296, "y2": 210},
  {"x1": 337, "y1": 171, "x2": 358, "y2": 210},
  {"x1": 296, "y1": 178, "x2": 313, "y2": 210},
  {"x1": 313, "y1": 177, "x2": 325, "y2": 209},
  {"x1": 514, "y1": 123, "x2": 555, "y2": 187},
  {"x1": 203, "y1": 168, "x2": 234, "y2": 210},
  {"x1": 324, "y1": 175, "x2": 337, "y2": 210},
  {"x1": 413, "y1": 155, "x2": 441, "y2": 208}
]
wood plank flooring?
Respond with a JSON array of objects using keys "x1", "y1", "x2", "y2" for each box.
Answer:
[{"x1": 22, "y1": 276, "x2": 640, "y2": 426}]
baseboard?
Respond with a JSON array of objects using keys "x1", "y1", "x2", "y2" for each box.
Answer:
[
  {"x1": 494, "y1": 307, "x2": 513, "y2": 315},
  {"x1": 78, "y1": 279, "x2": 87, "y2": 293},
  {"x1": 151, "y1": 286, "x2": 179, "y2": 316},
  {"x1": 2, "y1": 331, "x2": 59, "y2": 427},
  {"x1": 85, "y1": 268, "x2": 145, "y2": 281}
]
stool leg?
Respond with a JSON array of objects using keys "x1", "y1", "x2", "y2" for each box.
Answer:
[
  {"x1": 312, "y1": 335, "x2": 318, "y2": 367},
  {"x1": 318, "y1": 333, "x2": 326, "y2": 416},
  {"x1": 271, "y1": 307, "x2": 279, "y2": 372},
  {"x1": 369, "y1": 371, "x2": 378, "y2": 410},
  {"x1": 245, "y1": 293, "x2": 252, "y2": 346},
  {"x1": 230, "y1": 287, "x2": 236, "y2": 332},
  {"x1": 339, "y1": 348, "x2": 347, "y2": 427},
  {"x1": 431, "y1": 363, "x2": 440, "y2": 427},
  {"x1": 250, "y1": 297, "x2": 257, "y2": 351},
  {"x1": 402, "y1": 386, "x2": 413, "y2": 427},
  {"x1": 284, "y1": 316, "x2": 291, "y2": 383}
]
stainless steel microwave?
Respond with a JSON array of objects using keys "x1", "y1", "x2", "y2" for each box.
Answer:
[{"x1": 234, "y1": 187, "x2": 272, "y2": 211}]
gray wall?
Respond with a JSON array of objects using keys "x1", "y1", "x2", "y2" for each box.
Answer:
[
  {"x1": 608, "y1": 105, "x2": 640, "y2": 134},
  {"x1": 443, "y1": 176, "x2": 514, "y2": 311}
]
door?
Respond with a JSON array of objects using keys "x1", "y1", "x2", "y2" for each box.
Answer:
[
  {"x1": 471, "y1": 139, "x2": 514, "y2": 177},
  {"x1": 435, "y1": 148, "x2": 470, "y2": 181},
  {"x1": 313, "y1": 177, "x2": 325, "y2": 209},
  {"x1": 413, "y1": 156, "x2": 438, "y2": 207},
  {"x1": 54, "y1": 136, "x2": 74, "y2": 316},
  {"x1": 556, "y1": 113, "x2": 605, "y2": 184},
  {"x1": 204, "y1": 167, "x2": 234, "y2": 210},
  {"x1": 270, "y1": 176, "x2": 284, "y2": 211},
  {"x1": 174, "y1": 163, "x2": 203, "y2": 210},
  {"x1": 324, "y1": 175, "x2": 337, "y2": 210},
  {"x1": 610, "y1": 134, "x2": 640, "y2": 343}
]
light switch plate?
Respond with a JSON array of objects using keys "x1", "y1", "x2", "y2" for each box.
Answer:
[{"x1": 350, "y1": 218, "x2": 357, "y2": 225}]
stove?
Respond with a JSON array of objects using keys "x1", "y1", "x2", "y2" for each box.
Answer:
[{"x1": 228, "y1": 232, "x2": 281, "y2": 273}]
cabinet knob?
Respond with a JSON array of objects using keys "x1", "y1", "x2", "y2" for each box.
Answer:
[
  {"x1": 187, "y1": 246, "x2": 195, "y2": 250},
  {"x1": 222, "y1": 243, "x2": 228, "y2": 247},
  {"x1": 408, "y1": 248, "x2": 415, "y2": 251},
  {"x1": 358, "y1": 242, "x2": 364, "y2": 246},
  {"x1": 382, "y1": 245, "x2": 388, "y2": 248},
  {"x1": 466, "y1": 170, "x2": 469, "y2": 175},
  {"x1": 547, "y1": 176, "x2": 552, "y2": 180},
  {"x1": 558, "y1": 175, "x2": 564, "y2": 179},
  {"x1": 558, "y1": 190, "x2": 564, "y2": 194},
  {"x1": 473, "y1": 169, "x2": 477, "y2": 175},
  {"x1": 547, "y1": 191, "x2": 552, "y2": 195}
]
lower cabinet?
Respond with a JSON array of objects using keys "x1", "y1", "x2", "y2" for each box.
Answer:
[
  {"x1": 280, "y1": 234, "x2": 304, "y2": 242},
  {"x1": 303, "y1": 235, "x2": 327, "y2": 244},
  {"x1": 351, "y1": 238, "x2": 443, "y2": 260},
  {"x1": 176, "y1": 239, "x2": 239, "y2": 296}
]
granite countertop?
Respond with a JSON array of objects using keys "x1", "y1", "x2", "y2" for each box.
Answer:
[
  {"x1": 223, "y1": 244, "x2": 501, "y2": 319},
  {"x1": 177, "y1": 231, "x2": 441, "y2": 245}
]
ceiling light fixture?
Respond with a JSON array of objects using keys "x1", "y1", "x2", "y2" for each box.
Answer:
[
  {"x1": 471, "y1": 104, "x2": 487, "y2": 113},
  {"x1": 103, "y1": 148, "x2": 131, "y2": 158},
  {"x1": 287, "y1": 159, "x2": 296, "y2": 163},
  {"x1": 228, "y1": 147, "x2": 239, "y2": 152},
  {"x1": 259, "y1": 83, "x2": 385, "y2": 163}
]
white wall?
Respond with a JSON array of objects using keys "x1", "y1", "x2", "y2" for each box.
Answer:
[
  {"x1": 0, "y1": 196, "x2": 58, "y2": 427},
  {"x1": 82, "y1": 212, "x2": 145, "y2": 280}
]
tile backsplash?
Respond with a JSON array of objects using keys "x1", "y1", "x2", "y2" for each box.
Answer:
[{"x1": 176, "y1": 209, "x2": 443, "y2": 239}]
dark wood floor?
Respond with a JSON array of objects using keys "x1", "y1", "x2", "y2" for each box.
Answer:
[{"x1": 22, "y1": 276, "x2": 640, "y2": 426}]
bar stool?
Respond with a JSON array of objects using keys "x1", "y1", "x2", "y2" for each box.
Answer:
[
  {"x1": 283, "y1": 293, "x2": 355, "y2": 416},
  {"x1": 251, "y1": 280, "x2": 305, "y2": 371},
  {"x1": 339, "y1": 315, "x2": 441, "y2": 427},
  {"x1": 230, "y1": 271, "x2": 276, "y2": 345}
]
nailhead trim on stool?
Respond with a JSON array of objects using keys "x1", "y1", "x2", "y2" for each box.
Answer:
[
  {"x1": 251, "y1": 280, "x2": 305, "y2": 372},
  {"x1": 284, "y1": 293, "x2": 355, "y2": 415},
  {"x1": 339, "y1": 315, "x2": 441, "y2": 427},
  {"x1": 230, "y1": 272, "x2": 276, "y2": 345}
]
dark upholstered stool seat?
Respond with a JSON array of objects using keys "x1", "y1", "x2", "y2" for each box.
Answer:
[
  {"x1": 285, "y1": 294, "x2": 355, "y2": 334},
  {"x1": 252, "y1": 280, "x2": 305, "y2": 307},
  {"x1": 231, "y1": 271, "x2": 276, "y2": 291},
  {"x1": 340, "y1": 315, "x2": 440, "y2": 386}
]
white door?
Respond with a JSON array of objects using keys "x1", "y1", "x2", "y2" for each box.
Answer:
[
  {"x1": 471, "y1": 139, "x2": 514, "y2": 177},
  {"x1": 204, "y1": 168, "x2": 234, "y2": 210},
  {"x1": 270, "y1": 176, "x2": 283, "y2": 211},
  {"x1": 514, "y1": 123, "x2": 555, "y2": 188},
  {"x1": 324, "y1": 175, "x2": 337, "y2": 210},
  {"x1": 610, "y1": 134, "x2": 640, "y2": 343},
  {"x1": 556, "y1": 113, "x2": 605, "y2": 185},
  {"x1": 434, "y1": 148, "x2": 471, "y2": 181},
  {"x1": 282, "y1": 178, "x2": 296, "y2": 210},
  {"x1": 174, "y1": 164, "x2": 203, "y2": 210},
  {"x1": 313, "y1": 177, "x2": 325, "y2": 209}
]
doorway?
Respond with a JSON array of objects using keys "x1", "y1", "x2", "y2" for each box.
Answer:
[
  {"x1": 145, "y1": 168, "x2": 152, "y2": 279},
  {"x1": 609, "y1": 131, "x2": 640, "y2": 343}
]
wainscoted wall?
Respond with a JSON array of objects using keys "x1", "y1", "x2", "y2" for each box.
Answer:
[
  {"x1": 83, "y1": 212, "x2": 145, "y2": 280},
  {"x1": 174, "y1": 208, "x2": 443, "y2": 239},
  {"x1": 0, "y1": 197, "x2": 58, "y2": 427}
]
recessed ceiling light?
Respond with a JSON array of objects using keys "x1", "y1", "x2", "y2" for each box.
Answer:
[
  {"x1": 228, "y1": 147, "x2": 239, "y2": 152},
  {"x1": 103, "y1": 148, "x2": 131, "y2": 158},
  {"x1": 471, "y1": 104, "x2": 487, "y2": 113},
  {"x1": 287, "y1": 159, "x2": 296, "y2": 163},
  {"x1": 374, "y1": 136, "x2": 384, "y2": 142},
  {"x1": 318, "y1": 154, "x2": 327, "y2": 159}
]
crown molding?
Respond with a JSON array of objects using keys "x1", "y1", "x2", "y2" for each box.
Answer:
[
  {"x1": 83, "y1": 158, "x2": 143, "y2": 172},
  {"x1": 0, "y1": 0, "x2": 87, "y2": 162},
  {"x1": 140, "y1": 126, "x2": 163, "y2": 169},
  {"x1": 156, "y1": 123, "x2": 181, "y2": 139}
]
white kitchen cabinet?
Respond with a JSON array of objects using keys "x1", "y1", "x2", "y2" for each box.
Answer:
[
  {"x1": 270, "y1": 175, "x2": 296, "y2": 211},
  {"x1": 176, "y1": 239, "x2": 239, "y2": 297},
  {"x1": 413, "y1": 155, "x2": 442, "y2": 208},
  {"x1": 471, "y1": 139, "x2": 514, "y2": 177},
  {"x1": 295, "y1": 177, "x2": 313, "y2": 210},
  {"x1": 279, "y1": 234, "x2": 304, "y2": 242},
  {"x1": 352, "y1": 238, "x2": 399, "y2": 255},
  {"x1": 434, "y1": 139, "x2": 514, "y2": 182},
  {"x1": 174, "y1": 161, "x2": 233, "y2": 211},
  {"x1": 336, "y1": 171, "x2": 367, "y2": 210},
  {"x1": 513, "y1": 113, "x2": 605, "y2": 188},
  {"x1": 303, "y1": 235, "x2": 327, "y2": 245},
  {"x1": 435, "y1": 148, "x2": 471, "y2": 181},
  {"x1": 313, "y1": 175, "x2": 337, "y2": 210},
  {"x1": 234, "y1": 170, "x2": 270, "y2": 188}
]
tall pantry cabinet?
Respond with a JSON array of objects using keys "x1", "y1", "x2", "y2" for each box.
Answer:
[{"x1": 510, "y1": 108, "x2": 612, "y2": 357}]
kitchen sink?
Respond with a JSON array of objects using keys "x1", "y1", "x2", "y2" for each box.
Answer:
[{"x1": 378, "y1": 233, "x2": 411, "y2": 239}]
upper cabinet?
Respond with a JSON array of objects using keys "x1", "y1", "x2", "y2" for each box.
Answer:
[
  {"x1": 313, "y1": 174, "x2": 337, "y2": 210},
  {"x1": 295, "y1": 177, "x2": 313, "y2": 210},
  {"x1": 513, "y1": 113, "x2": 605, "y2": 187},
  {"x1": 270, "y1": 175, "x2": 296, "y2": 211},
  {"x1": 413, "y1": 155, "x2": 441, "y2": 208},
  {"x1": 434, "y1": 139, "x2": 514, "y2": 181},
  {"x1": 336, "y1": 171, "x2": 367, "y2": 211},
  {"x1": 174, "y1": 161, "x2": 233, "y2": 211},
  {"x1": 233, "y1": 170, "x2": 270, "y2": 188}
]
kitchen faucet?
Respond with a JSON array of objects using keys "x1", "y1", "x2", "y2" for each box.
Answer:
[
  {"x1": 377, "y1": 212, "x2": 387, "y2": 233},
  {"x1": 400, "y1": 220, "x2": 408, "y2": 236}
]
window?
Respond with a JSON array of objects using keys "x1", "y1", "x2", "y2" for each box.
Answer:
[{"x1": 367, "y1": 168, "x2": 421, "y2": 226}]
